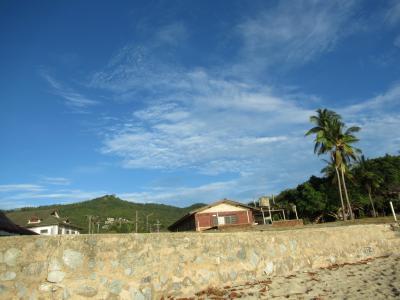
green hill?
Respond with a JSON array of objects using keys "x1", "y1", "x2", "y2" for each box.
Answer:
[{"x1": 5, "y1": 195, "x2": 205, "y2": 233}]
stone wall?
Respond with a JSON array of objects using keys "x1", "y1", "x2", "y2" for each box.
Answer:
[
  {"x1": 271, "y1": 219, "x2": 304, "y2": 227},
  {"x1": 0, "y1": 224, "x2": 399, "y2": 299}
]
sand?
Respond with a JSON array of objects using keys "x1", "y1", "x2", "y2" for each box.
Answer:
[{"x1": 190, "y1": 255, "x2": 400, "y2": 299}]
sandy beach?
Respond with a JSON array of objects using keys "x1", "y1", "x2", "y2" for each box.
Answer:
[{"x1": 190, "y1": 255, "x2": 400, "y2": 299}]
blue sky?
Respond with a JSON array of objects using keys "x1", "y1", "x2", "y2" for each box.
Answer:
[{"x1": 1, "y1": 0, "x2": 400, "y2": 209}]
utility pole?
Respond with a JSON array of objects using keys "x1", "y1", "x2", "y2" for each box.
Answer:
[
  {"x1": 146, "y1": 213, "x2": 153, "y2": 233},
  {"x1": 390, "y1": 201, "x2": 398, "y2": 222},
  {"x1": 293, "y1": 205, "x2": 299, "y2": 220},
  {"x1": 135, "y1": 211, "x2": 138, "y2": 233},
  {"x1": 155, "y1": 220, "x2": 161, "y2": 233},
  {"x1": 85, "y1": 215, "x2": 93, "y2": 234}
]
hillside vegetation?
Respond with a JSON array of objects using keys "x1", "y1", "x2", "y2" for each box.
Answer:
[
  {"x1": 276, "y1": 154, "x2": 400, "y2": 222},
  {"x1": 5, "y1": 195, "x2": 205, "y2": 233}
]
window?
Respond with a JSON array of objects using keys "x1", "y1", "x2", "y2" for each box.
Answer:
[
  {"x1": 40, "y1": 229, "x2": 48, "y2": 234},
  {"x1": 212, "y1": 215, "x2": 218, "y2": 226},
  {"x1": 224, "y1": 215, "x2": 238, "y2": 224}
]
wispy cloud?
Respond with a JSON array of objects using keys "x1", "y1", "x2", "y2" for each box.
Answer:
[
  {"x1": 96, "y1": 55, "x2": 314, "y2": 175},
  {"x1": 155, "y1": 22, "x2": 188, "y2": 46},
  {"x1": 385, "y1": 0, "x2": 400, "y2": 26},
  {"x1": 234, "y1": 0, "x2": 360, "y2": 74},
  {"x1": 0, "y1": 187, "x2": 107, "y2": 209},
  {"x1": 41, "y1": 71, "x2": 99, "y2": 110},
  {"x1": 345, "y1": 83, "x2": 400, "y2": 114},
  {"x1": 0, "y1": 184, "x2": 44, "y2": 193},
  {"x1": 41, "y1": 177, "x2": 71, "y2": 186}
]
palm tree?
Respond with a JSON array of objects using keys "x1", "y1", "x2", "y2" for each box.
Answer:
[
  {"x1": 306, "y1": 109, "x2": 347, "y2": 220},
  {"x1": 331, "y1": 120, "x2": 361, "y2": 220},
  {"x1": 306, "y1": 109, "x2": 361, "y2": 221},
  {"x1": 321, "y1": 157, "x2": 354, "y2": 220},
  {"x1": 355, "y1": 155, "x2": 383, "y2": 217}
]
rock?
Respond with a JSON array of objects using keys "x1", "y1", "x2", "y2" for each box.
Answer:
[
  {"x1": 75, "y1": 285, "x2": 98, "y2": 297},
  {"x1": 0, "y1": 271, "x2": 16, "y2": 281},
  {"x1": 142, "y1": 287, "x2": 151, "y2": 300},
  {"x1": 0, "y1": 252, "x2": 3, "y2": 263},
  {"x1": 109, "y1": 280, "x2": 123, "y2": 295},
  {"x1": 111, "y1": 260, "x2": 119, "y2": 269},
  {"x1": 198, "y1": 269, "x2": 213, "y2": 283},
  {"x1": 99, "y1": 276, "x2": 109, "y2": 286},
  {"x1": 39, "y1": 283, "x2": 55, "y2": 292},
  {"x1": 250, "y1": 251, "x2": 260, "y2": 268},
  {"x1": 15, "y1": 282, "x2": 27, "y2": 298},
  {"x1": 47, "y1": 270, "x2": 65, "y2": 283},
  {"x1": 0, "y1": 284, "x2": 6, "y2": 294},
  {"x1": 193, "y1": 256, "x2": 204, "y2": 263},
  {"x1": 159, "y1": 275, "x2": 168, "y2": 285},
  {"x1": 48, "y1": 258, "x2": 62, "y2": 271},
  {"x1": 63, "y1": 249, "x2": 83, "y2": 269},
  {"x1": 129, "y1": 287, "x2": 145, "y2": 300},
  {"x1": 63, "y1": 288, "x2": 71, "y2": 300},
  {"x1": 173, "y1": 282, "x2": 181, "y2": 291},
  {"x1": 29, "y1": 291, "x2": 38, "y2": 300},
  {"x1": 141, "y1": 276, "x2": 151, "y2": 283},
  {"x1": 34, "y1": 239, "x2": 45, "y2": 248},
  {"x1": 124, "y1": 267, "x2": 133, "y2": 276},
  {"x1": 236, "y1": 248, "x2": 246, "y2": 260},
  {"x1": 88, "y1": 258, "x2": 96, "y2": 269},
  {"x1": 23, "y1": 262, "x2": 46, "y2": 276},
  {"x1": 229, "y1": 270, "x2": 237, "y2": 281},
  {"x1": 264, "y1": 261, "x2": 274, "y2": 275},
  {"x1": 4, "y1": 248, "x2": 21, "y2": 267},
  {"x1": 182, "y1": 276, "x2": 193, "y2": 287}
]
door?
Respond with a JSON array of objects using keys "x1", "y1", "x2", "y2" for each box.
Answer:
[{"x1": 217, "y1": 216, "x2": 225, "y2": 225}]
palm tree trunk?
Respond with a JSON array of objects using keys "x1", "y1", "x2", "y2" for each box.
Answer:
[
  {"x1": 335, "y1": 167, "x2": 347, "y2": 221},
  {"x1": 341, "y1": 168, "x2": 354, "y2": 220},
  {"x1": 368, "y1": 188, "x2": 377, "y2": 217}
]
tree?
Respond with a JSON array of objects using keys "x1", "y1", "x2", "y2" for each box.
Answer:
[
  {"x1": 331, "y1": 118, "x2": 361, "y2": 220},
  {"x1": 305, "y1": 109, "x2": 347, "y2": 220},
  {"x1": 306, "y1": 109, "x2": 361, "y2": 220},
  {"x1": 355, "y1": 155, "x2": 383, "y2": 217}
]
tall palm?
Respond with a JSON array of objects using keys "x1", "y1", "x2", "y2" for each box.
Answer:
[
  {"x1": 321, "y1": 157, "x2": 347, "y2": 220},
  {"x1": 356, "y1": 155, "x2": 383, "y2": 217},
  {"x1": 306, "y1": 109, "x2": 361, "y2": 221},
  {"x1": 306, "y1": 109, "x2": 347, "y2": 220},
  {"x1": 331, "y1": 119, "x2": 361, "y2": 220}
]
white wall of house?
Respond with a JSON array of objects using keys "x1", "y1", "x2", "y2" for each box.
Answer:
[
  {"x1": 29, "y1": 225, "x2": 80, "y2": 235},
  {"x1": 29, "y1": 225, "x2": 57, "y2": 235},
  {"x1": 201, "y1": 203, "x2": 248, "y2": 213}
]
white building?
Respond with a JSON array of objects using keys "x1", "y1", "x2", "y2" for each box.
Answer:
[{"x1": 26, "y1": 211, "x2": 81, "y2": 235}]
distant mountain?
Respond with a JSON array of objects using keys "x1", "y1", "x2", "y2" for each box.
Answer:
[{"x1": 5, "y1": 195, "x2": 205, "y2": 233}]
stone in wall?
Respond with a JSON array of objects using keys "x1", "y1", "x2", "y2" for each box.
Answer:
[{"x1": 3, "y1": 248, "x2": 21, "y2": 267}]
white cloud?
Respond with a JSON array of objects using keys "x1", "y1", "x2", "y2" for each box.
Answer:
[
  {"x1": 0, "y1": 184, "x2": 44, "y2": 193},
  {"x1": 118, "y1": 180, "x2": 237, "y2": 206},
  {"x1": 98, "y1": 67, "x2": 314, "y2": 175},
  {"x1": 344, "y1": 83, "x2": 400, "y2": 114},
  {"x1": 385, "y1": 0, "x2": 400, "y2": 26},
  {"x1": 235, "y1": 0, "x2": 360, "y2": 73},
  {"x1": 394, "y1": 35, "x2": 400, "y2": 48},
  {"x1": 155, "y1": 22, "x2": 188, "y2": 46},
  {"x1": 41, "y1": 177, "x2": 71, "y2": 186},
  {"x1": 0, "y1": 188, "x2": 108, "y2": 209},
  {"x1": 41, "y1": 71, "x2": 99, "y2": 110}
]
